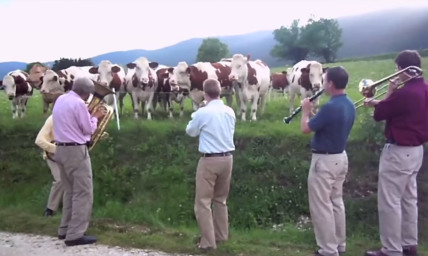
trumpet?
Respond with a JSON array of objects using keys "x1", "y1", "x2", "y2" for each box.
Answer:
[
  {"x1": 283, "y1": 89, "x2": 324, "y2": 124},
  {"x1": 354, "y1": 66, "x2": 423, "y2": 109}
]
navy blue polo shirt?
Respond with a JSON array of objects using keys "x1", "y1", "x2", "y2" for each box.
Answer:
[{"x1": 308, "y1": 94, "x2": 356, "y2": 153}]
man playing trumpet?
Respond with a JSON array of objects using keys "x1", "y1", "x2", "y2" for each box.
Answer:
[{"x1": 364, "y1": 50, "x2": 428, "y2": 256}]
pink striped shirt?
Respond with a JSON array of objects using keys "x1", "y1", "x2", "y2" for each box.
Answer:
[{"x1": 52, "y1": 91, "x2": 98, "y2": 144}]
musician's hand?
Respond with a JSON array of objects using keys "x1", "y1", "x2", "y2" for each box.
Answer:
[
  {"x1": 301, "y1": 98, "x2": 312, "y2": 114},
  {"x1": 363, "y1": 98, "x2": 380, "y2": 107},
  {"x1": 92, "y1": 106, "x2": 107, "y2": 119}
]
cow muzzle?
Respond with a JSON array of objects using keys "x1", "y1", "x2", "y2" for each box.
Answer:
[
  {"x1": 8, "y1": 95, "x2": 14, "y2": 100},
  {"x1": 141, "y1": 78, "x2": 149, "y2": 84},
  {"x1": 229, "y1": 75, "x2": 237, "y2": 81}
]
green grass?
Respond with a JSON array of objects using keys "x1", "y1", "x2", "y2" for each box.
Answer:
[{"x1": 0, "y1": 57, "x2": 428, "y2": 256}]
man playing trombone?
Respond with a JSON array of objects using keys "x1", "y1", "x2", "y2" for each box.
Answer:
[
  {"x1": 364, "y1": 50, "x2": 428, "y2": 256},
  {"x1": 300, "y1": 66, "x2": 356, "y2": 256}
]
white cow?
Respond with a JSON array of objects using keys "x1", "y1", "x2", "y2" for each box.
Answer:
[
  {"x1": 287, "y1": 60, "x2": 328, "y2": 114},
  {"x1": 125, "y1": 57, "x2": 159, "y2": 120},
  {"x1": 39, "y1": 69, "x2": 66, "y2": 114},
  {"x1": 228, "y1": 54, "x2": 271, "y2": 121},
  {"x1": 0, "y1": 70, "x2": 33, "y2": 119},
  {"x1": 88, "y1": 60, "x2": 127, "y2": 115}
]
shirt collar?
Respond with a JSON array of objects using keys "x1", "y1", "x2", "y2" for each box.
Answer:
[{"x1": 206, "y1": 99, "x2": 224, "y2": 106}]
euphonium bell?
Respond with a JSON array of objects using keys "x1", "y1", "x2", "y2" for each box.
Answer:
[{"x1": 87, "y1": 81, "x2": 115, "y2": 151}]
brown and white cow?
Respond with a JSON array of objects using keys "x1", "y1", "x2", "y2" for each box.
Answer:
[
  {"x1": 39, "y1": 69, "x2": 67, "y2": 114},
  {"x1": 228, "y1": 54, "x2": 271, "y2": 121},
  {"x1": 171, "y1": 61, "x2": 234, "y2": 111},
  {"x1": 125, "y1": 57, "x2": 159, "y2": 120},
  {"x1": 288, "y1": 60, "x2": 328, "y2": 114},
  {"x1": 88, "y1": 60, "x2": 127, "y2": 115},
  {"x1": 0, "y1": 70, "x2": 33, "y2": 119},
  {"x1": 153, "y1": 64, "x2": 189, "y2": 118},
  {"x1": 269, "y1": 70, "x2": 290, "y2": 99}
]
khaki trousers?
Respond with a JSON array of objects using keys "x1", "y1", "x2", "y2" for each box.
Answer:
[
  {"x1": 46, "y1": 159, "x2": 64, "y2": 211},
  {"x1": 55, "y1": 145, "x2": 94, "y2": 241},
  {"x1": 378, "y1": 144, "x2": 423, "y2": 256},
  {"x1": 308, "y1": 151, "x2": 348, "y2": 256},
  {"x1": 194, "y1": 155, "x2": 233, "y2": 249}
]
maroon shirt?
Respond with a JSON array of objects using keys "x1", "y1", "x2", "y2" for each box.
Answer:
[{"x1": 373, "y1": 77, "x2": 428, "y2": 146}]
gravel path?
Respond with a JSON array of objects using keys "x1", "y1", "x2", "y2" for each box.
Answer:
[{"x1": 0, "y1": 231, "x2": 196, "y2": 256}]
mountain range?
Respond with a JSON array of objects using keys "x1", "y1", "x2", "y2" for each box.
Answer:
[{"x1": 1, "y1": 6, "x2": 427, "y2": 78}]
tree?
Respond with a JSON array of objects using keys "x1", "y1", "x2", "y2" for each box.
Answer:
[
  {"x1": 302, "y1": 18, "x2": 343, "y2": 62},
  {"x1": 270, "y1": 19, "x2": 310, "y2": 64},
  {"x1": 196, "y1": 38, "x2": 229, "y2": 62},
  {"x1": 51, "y1": 58, "x2": 94, "y2": 71},
  {"x1": 271, "y1": 18, "x2": 343, "y2": 64}
]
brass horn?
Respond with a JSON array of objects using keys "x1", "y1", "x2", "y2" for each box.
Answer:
[
  {"x1": 87, "y1": 81, "x2": 115, "y2": 151},
  {"x1": 354, "y1": 66, "x2": 423, "y2": 109}
]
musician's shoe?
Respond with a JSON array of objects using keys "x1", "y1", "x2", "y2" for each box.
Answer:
[
  {"x1": 364, "y1": 250, "x2": 388, "y2": 256},
  {"x1": 403, "y1": 246, "x2": 418, "y2": 256},
  {"x1": 64, "y1": 235, "x2": 97, "y2": 246},
  {"x1": 58, "y1": 234, "x2": 66, "y2": 240},
  {"x1": 43, "y1": 208, "x2": 54, "y2": 217}
]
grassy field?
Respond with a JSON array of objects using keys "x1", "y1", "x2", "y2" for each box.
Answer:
[{"x1": 0, "y1": 57, "x2": 428, "y2": 256}]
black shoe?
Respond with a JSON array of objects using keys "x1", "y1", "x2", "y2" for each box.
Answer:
[
  {"x1": 58, "y1": 234, "x2": 66, "y2": 240},
  {"x1": 65, "y1": 235, "x2": 97, "y2": 246},
  {"x1": 403, "y1": 246, "x2": 418, "y2": 256},
  {"x1": 43, "y1": 208, "x2": 54, "y2": 217}
]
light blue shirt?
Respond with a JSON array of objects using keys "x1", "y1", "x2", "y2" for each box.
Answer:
[{"x1": 185, "y1": 99, "x2": 236, "y2": 154}]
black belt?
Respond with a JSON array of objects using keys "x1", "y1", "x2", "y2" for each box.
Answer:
[
  {"x1": 311, "y1": 149, "x2": 343, "y2": 155},
  {"x1": 386, "y1": 139, "x2": 420, "y2": 147},
  {"x1": 56, "y1": 142, "x2": 86, "y2": 146},
  {"x1": 202, "y1": 151, "x2": 233, "y2": 157}
]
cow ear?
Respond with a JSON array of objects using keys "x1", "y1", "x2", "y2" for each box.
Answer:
[
  {"x1": 89, "y1": 67, "x2": 98, "y2": 74},
  {"x1": 323, "y1": 67, "x2": 329, "y2": 73},
  {"x1": 149, "y1": 62, "x2": 159, "y2": 69},
  {"x1": 127, "y1": 63, "x2": 137, "y2": 69},
  {"x1": 306, "y1": 63, "x2": 311, "y2": 69},
  {"x1": 186, "y1": 67, "x2": 191, "y2": 74},
  {"x1": 282, "y1": 71, "x2": 287, "y2": 75},
  {"x1": 111, "y1": 66, "x2": 121, "y2": 73},
  {"x1": 167, "y1": 67, "x2": 174, "y2": 74}
]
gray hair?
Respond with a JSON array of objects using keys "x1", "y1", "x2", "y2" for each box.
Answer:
[{"x1": 72, "y1": 76, "x2": 95, "y2": 96}]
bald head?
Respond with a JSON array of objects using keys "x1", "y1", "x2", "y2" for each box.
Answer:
[
  {"x1": 72, "y1": 76, "x2": 95, "y2": 96},
  {"x1": 203, "y1": 78, "x2": 221, "y2": 99}
]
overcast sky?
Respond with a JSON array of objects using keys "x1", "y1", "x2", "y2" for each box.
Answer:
[{"x1": 0, "y1": 0, "x2": 427, "y2": 63}]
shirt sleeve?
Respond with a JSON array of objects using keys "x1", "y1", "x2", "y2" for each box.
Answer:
[
  {"x1": 35, "y1": 116, "x2": 57, "y2": 154},
  {"x1": 186, "y1": 111, "x2": 202, "y2": 137},
  {"x1": 308, "y1": 104, "x2": 331, "y2": 132},
  {"x1": 373, "y1": 90, "x2": 407, "y2": 121},
  {"x1": 75, "y1": 101, "x2": 98, "y2": 135}
]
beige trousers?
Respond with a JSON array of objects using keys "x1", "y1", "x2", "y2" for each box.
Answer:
[
  {"x1": 55, "y1": 145, "x2": 94, "y2": 241},
  {"x1": 194, "y1": 155, "x2": 233, "y2": 249},
  {"x1": 308, "y1": 151, "x2": 348, "y2": 256},
  {"x1": 378, "y1": 144, "x2": 423, "y2": 256},
  {"x1": 46, "y1": 159, "x2": 64, "y2": 211}
]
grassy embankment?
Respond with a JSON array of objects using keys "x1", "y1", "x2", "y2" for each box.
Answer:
[{"x1": 0, "y1": 57, "x2": 428, "y2": 256}]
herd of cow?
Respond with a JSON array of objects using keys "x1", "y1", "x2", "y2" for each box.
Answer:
[{"x1": 0, "y1": 54, "x2": 328, "y2": 121}]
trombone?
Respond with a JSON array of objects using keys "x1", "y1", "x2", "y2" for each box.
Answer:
[{"x1": 354, "y1": 66, "x2": 423, "y2": 109}]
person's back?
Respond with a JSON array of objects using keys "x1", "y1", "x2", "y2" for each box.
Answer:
[
  {"x1": 310, "y1": 95, "x2": 356, "y2": 153},
  {"x1": 191, "y1": 100, "x2": 235, "y2": 153}
]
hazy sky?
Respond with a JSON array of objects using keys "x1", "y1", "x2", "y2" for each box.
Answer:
[{"x1": 0, "y1": 0, "x2": 427, "y2": 63}]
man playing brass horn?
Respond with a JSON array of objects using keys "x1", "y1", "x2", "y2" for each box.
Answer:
[
  {"x1": 52, "y1": 77, "x2": 107, "y2": 246},
  {"x1": 364, "y1": 50, "x2": 428, "y2": 256}
]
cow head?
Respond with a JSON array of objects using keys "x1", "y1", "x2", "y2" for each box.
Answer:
[
  {"x1": 229, "y1": 54, "x2": 250, "y2": 85},
  {"x1": 89, "y1": 60, "x2": 122, "y2": 88},
  {"x1": 126, "y1": 57, "x2": 158, "y2": 87},
  {"x1": 300, "y1": 62, "x2": 328, "y2": 92},
  {"x1": 1, "y1": 72, "x2": 31, "y2": 100},
  {"x1": 40, "y1": 70, "x2": 65, "y2": 94},
  {"x1": 27, "y1": 64, "x2": 47, "y2": 89},
  {"x1": 170, "y1": 61, "x2": 191, "y2": 92}
]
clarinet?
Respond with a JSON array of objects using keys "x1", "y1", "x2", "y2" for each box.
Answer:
[{"x1": 283, "y1": 89, "x2": 324, "y2": 124}]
